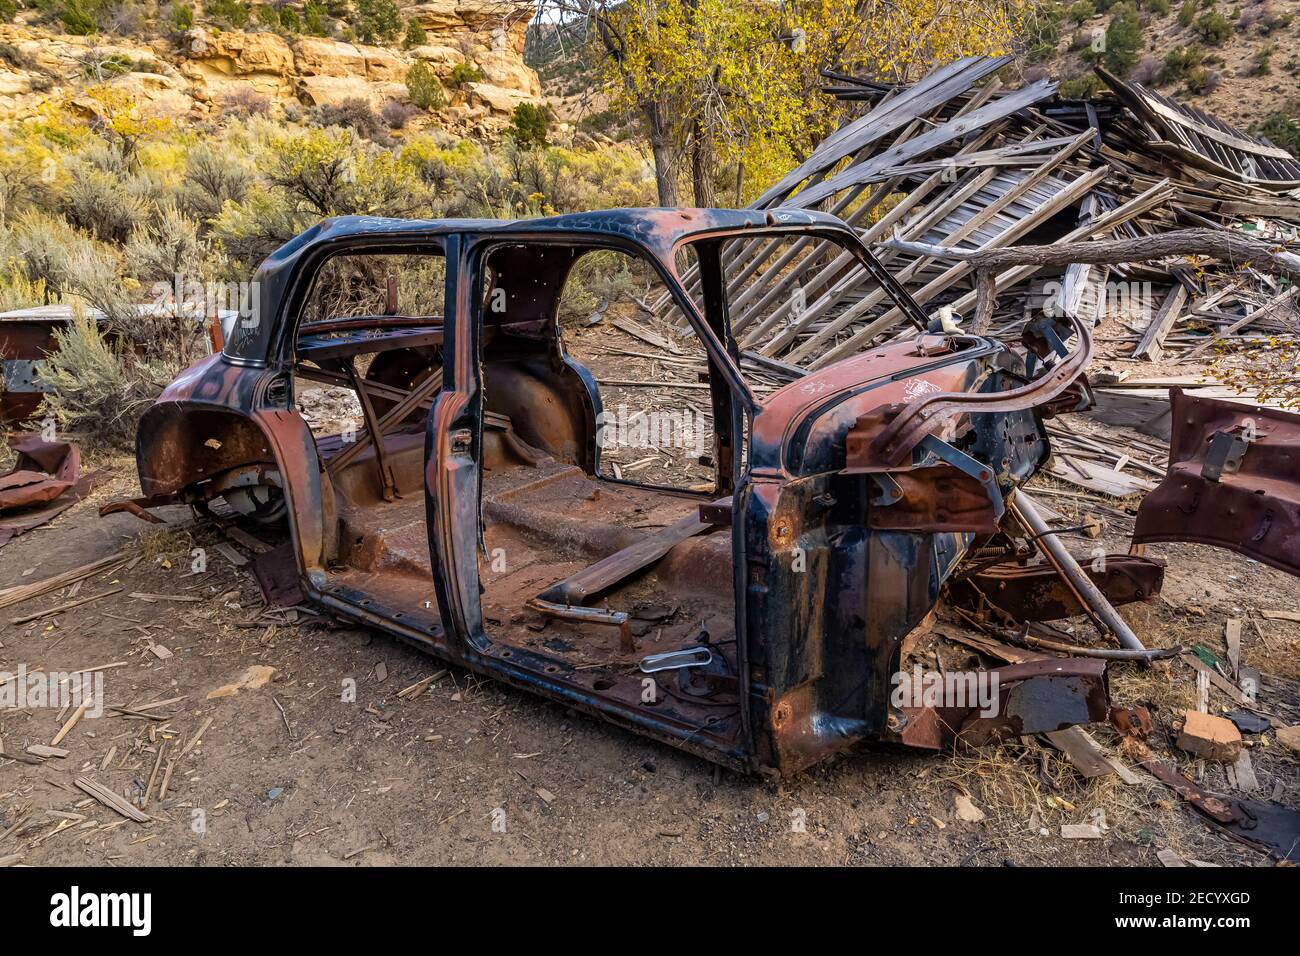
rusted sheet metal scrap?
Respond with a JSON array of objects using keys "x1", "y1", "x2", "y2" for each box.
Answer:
[
  {"x1": 886, "y1": 658, "x2": 1110, "y2": 751},
  {"x1": 952, "y1": 554, "x2": 1165, "y2": 623},
  {"x1": 0, "y1": 434, "x2": 96, "y2": 548},
  {"x1": 1134, "y1": 389, "x2": 1300, "y2": 577}
]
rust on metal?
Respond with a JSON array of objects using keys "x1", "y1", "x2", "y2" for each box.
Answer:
[
  {"x1": 1134, "y1": 388, "x2": 1300, "y2": 576},
  {"x1": 954, "y1": 554, "x2": 1165, "y2": 622},
  {"x1": 1, "y1": 434, "x2": 99, "y2": 549},
  {"x1": 119, "y1": 208, "x2": 1118, "y2": 777}
]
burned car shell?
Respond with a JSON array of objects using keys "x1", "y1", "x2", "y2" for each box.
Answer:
[{"x1": 131, "y1": 208, "x2": 1087, "y2": 776}]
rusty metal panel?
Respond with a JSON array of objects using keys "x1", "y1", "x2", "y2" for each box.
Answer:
[
  {"x1": 956, "y1": 554, "x2": 1165, "y2": 621},
  {"x1": 1134, "y1": 388, "x2": 1300, "y2": 576}
]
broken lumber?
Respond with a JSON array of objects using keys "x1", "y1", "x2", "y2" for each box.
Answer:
[
  {"x1": 0, "y1": 549, "x2": 133, "y2": 610},
  {"x1": 74, "y1": 777, "x2": 151, "y2": 823}
]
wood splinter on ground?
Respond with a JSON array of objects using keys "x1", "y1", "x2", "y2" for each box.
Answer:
[{"x1": 74, "y1": 777, "x2": 151, "y2": 823}]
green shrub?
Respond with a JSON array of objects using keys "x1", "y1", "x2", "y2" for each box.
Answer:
[
  {"x1": 12, "y1": 212, "x2": 79, "y2": 299},
  {"x1": 403, "y1": 17, "x2": 426, "y2": 48},
  {"x1": 1103, "y1": 2, "x2": 1143, "y2": 74},
  {"x1": 1163, "y1": 43, "x2": 1205, "y2": 80},
  {"x1": 1258, "y1": 12, "x2": 1292, "y2": 35},
  {"x1": 1143, "y1": 0, "x2": 1169, "y2": 12},
  {"x1": 125, "y1": 204, "x2": 203, "y2": 283},
  {"x1": 1195, "y1": 9, "x2": 1231, "y2": 42},
  {"x1": 353, "y1": 0, "x2": 400, "y2": 44},
  {"x1": 61, "y1": 0, "x2": 98, "y2": 34},
  {"x1": 206, "y1": 0, "x2": 249, "y2": 29},
  {"x1": 65, "y1": 166, "x2": 150, "y2": 242},
  {"x1": 279, "y1": 6, "x2": 299, "y2": 31},
  {"x1": 1068, "y1": 0, "x2": 1095, "y2": 21},
  {"x1": 177, "y1": 142, "x2": 253, "y2": 225},
  {"x1": 557, "y1": 249, "x2": 639, "y2": 321},
  {"x1": 303, "y1": 0, "x2": 327, "y2": 36},
  {"x1": 447, "y1": 62, "x2": 482, "y2": 86},
  {"x1": 1257, "y1": 112, "x2": 1300, "y2": 156},
  {"x1": 169, "y1": 3, "x2": 192, "y2": 30},
  {"x1": 405, "y1": 60, "x2": 445, "y2": 110},
  {"x1": 1025, "y1": 2, "x2": 1062, "y2": 61},
  {"x1": 1255, "y1": 44, "x2": 1273, "y2": 75},
  {"x1": 36, "y1": 308, "x2": 140, "y2": 448},
  {"x1": 81, "y1": 51, "x2": 134, "y2": 79},
  {"x1": 1177, "y1": 0, "x2": 1198, "y2": 27},
  {"x1": 1184, "y1": 65, "x2": 1220, "y2": 92},
  {"x1": 0, "y1": 260, "x2": 46, "y2": 314},
  {"x1": 36, "y1": 304, "x2": 187, "y2": 449},
  {"x1": 0, "y1": 0, "x2": 18, "y2": 23},
  {"x1": 506, "y1": 102, "x2": 549, "y2": 149},
  {"x1": 1058, "y1": 73, "x2": 1106, "y2": 97}
]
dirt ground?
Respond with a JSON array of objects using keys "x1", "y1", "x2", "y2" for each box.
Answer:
[{"x1": 1, "y1": 421, "x2": 1298, "y2": 867}]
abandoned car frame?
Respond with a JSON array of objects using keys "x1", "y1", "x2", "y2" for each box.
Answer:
[{"x1": 113, "y1": 207, "x2": 1121, "y2": 777}]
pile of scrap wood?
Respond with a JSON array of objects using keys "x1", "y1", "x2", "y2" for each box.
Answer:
[{"x1": 655, "y1": 57, "x2": 1300, "y2": 382}]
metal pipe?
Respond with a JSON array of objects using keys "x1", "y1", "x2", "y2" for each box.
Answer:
[
  {"x1": 526, "y1": 598, "x2": 634, "y2": 652},
  {"x1": 1007, "y1": 489, "x2": 1146, "y2": 651}
]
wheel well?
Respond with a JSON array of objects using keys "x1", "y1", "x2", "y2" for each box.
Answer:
[{"x1": 137, "y1": 405, "x2": 277, "y2": 498}]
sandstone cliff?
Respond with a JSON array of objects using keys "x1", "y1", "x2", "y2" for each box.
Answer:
[{"x1": 0, "y1": 1, "x2": 541, "y2": 132}]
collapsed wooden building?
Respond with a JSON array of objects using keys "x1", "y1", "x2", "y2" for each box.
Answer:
[{"x1": 655, "y1": 56, "x2": 1300, "y2": 380}]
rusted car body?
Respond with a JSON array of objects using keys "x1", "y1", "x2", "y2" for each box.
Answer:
[{"x1": 120, "y1": 208, "x2": 1107, "y2": 776}]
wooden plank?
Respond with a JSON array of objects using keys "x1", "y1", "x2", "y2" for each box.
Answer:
[
  {"x1": 750, "y1": 55, "x2": 1010, "y2": 207},
  {"x1": 788, "y1": 81, "x2": 1057, "y2": 210},
  {"x1": 1086, "y1": 389, "x2": 1175, "y2": 441},
  {"x1": 74, "y1": 777, "x2": 151, "y2": 823},
  {"x1": 1046, "y1": 457, "x2": 1155, "y2": 497},
  {"x1": 10, "y1": 586, "x2": 123, "y2": 625},
  {"x1": 1182, "y1": 653, "x2": 1251, "y2": 706},
  {"x1": 539, "y1": 500, "x2": 730, "y2": 606},
  {"x1": 0, "y1": 549, "x2": 133, "y2": 611},
  {"x1": 806, "y1": 166, "x2": 1119, "y2": 368},
  {"x1": 1225, "y1": 619, "x2": 1242, "y2": 679},
  {"x1": 1179, "y1": 287, "x2": 1299, "y2": 363},
  {"x1": 607, "y1": 316, "x2": 682, "y2": 355},
  {"x1": 1133, "y1": 285, "x2": 1188, "y2": 362},
  {"x1": 1260, "y1": 609, "x2": 1300, "y2": 622},
  {"x1": 214, "y1": 543, "x2": 248, "y2": 568},
  {"x1": 1045, "y1": 728, "x2": 1142, "y2": 783},
  {"x1": 128, "y1": 592, "x2": 202, "y2": 603},
  {"x1": 1231, "y1": 750, "x2": 1259, "y2": 792},
  {"x1": 51, "y1": 703, "x2": 88, "y2": 747},
  {"x1": 773, "y1": 132, "x2": 1095, "y2": 363},
  {"x1": 25, "y1": 744, "x2": 69, "y2": 759}
]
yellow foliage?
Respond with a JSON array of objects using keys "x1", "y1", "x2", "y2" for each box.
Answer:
[
  {"x1": 77, "y1": 85, "x2": 172, "y2": 140},
  {"x1": 596, "y1": 0, "x2": 1027, "y2": 199}
]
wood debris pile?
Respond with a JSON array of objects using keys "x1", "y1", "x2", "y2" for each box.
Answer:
[{"x1": 654, "y1": 57, "x2": 1300, "y2": 383}]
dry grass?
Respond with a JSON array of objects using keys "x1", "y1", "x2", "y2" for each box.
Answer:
[
  {"x1": 134, "y1": 525, "x2": 195, "y2": 563},
  {"x1": 936, "y1": 734, "x2": 1257, "y2": 865}
]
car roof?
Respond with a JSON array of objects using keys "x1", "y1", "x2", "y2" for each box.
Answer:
[{"x1": 262, "y1": 207, "x2": 848, "y2": 266}]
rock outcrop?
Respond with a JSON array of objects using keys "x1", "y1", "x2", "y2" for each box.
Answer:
[{"x1": 0, "y1": 1, "x2": 540, "y2": 128}]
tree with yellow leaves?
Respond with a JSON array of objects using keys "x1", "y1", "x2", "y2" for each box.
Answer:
[
  {"x1": 545, "y1": 0, "x2": 1027, "y2": 206},
  {"x1": 75, "y1": 85, "x2": 172, "y2": 168}
]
